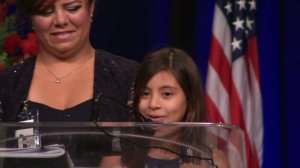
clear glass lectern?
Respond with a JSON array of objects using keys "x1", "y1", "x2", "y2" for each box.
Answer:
[{"x1": 0, "y1": 122, "x2": 246, "y2": 168}]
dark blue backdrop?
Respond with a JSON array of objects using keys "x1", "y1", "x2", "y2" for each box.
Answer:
[
  {"x1": 284, "y1": 0, "x2": 300, "y2": 167},
  {"x1": 90, "y1": 0, "x2": 298, "y2": 167}
]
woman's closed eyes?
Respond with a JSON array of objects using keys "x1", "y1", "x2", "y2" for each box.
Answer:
[{"x1": 35, "y1": 3, "x2": 82, "y2": 16}]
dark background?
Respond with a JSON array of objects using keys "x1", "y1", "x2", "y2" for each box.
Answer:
[{"x1": 90, "y1": 0, "x2": 299, "y2": 167}]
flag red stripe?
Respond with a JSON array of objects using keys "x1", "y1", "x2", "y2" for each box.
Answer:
[
  {"x1": 205, "y1": 92, "x2": 225, "y2": 122},
  {"x1": 251, "y1": 146, "x2": 260, "y2": 168},
  {"x1": 246, "y1": 37, "x2": 260, "y2": 81},
  {"x1": 230, "y1": 75, "x2": 246, "y2": 127},
  {"x1": 209, "y1": 36, "x2": 232, "y2": 93},
  {"x1": 229, "y1": 73, "x2": 256, "y2": 168}
]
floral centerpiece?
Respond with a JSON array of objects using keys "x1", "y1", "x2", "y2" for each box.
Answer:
[{"x1": 0, "y1": 0, "x2": 39, "y2": 70}]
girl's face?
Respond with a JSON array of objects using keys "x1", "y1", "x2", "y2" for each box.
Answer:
[
  {"x1": 138, "y1": 70, "x2": 187, "y2": 138},
  {"x1": 31, "y1": 0, "x2": 94, "y2": 56}
]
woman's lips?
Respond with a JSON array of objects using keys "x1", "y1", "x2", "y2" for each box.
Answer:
[{"x1": 51, "y1": 31, "x2": 74, "y2": 41}]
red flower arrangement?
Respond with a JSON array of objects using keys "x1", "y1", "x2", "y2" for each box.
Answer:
[
  {"x1": 3, "y1": 32, "x2": 39, "y2": 59},
  {"x1": 0, "y1": 0, "x2": 39, "y2": 70}
]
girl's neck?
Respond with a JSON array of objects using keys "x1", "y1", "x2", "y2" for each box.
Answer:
[{"x1": 148, "y1": 147, "x2": 179, "y2": 160}]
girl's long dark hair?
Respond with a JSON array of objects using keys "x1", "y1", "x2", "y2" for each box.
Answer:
[
  {"x1": 131, "y1": 47, "x2": 206, "y2": 122},
  {"x1": 126, "y1": 47, "x2": 211, "y2": 167}
]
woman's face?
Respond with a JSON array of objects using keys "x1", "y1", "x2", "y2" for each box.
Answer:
[
  {"x1": 31, "y1": 0, "x2": 93, "y2": 55},
  {"x1": 138, "y1": 70, "x2": 187, "y2": 138}
]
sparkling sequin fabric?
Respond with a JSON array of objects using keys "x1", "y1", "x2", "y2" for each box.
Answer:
[{"x1": 0, "y1": 49, "x2": 139, "y2": 122}]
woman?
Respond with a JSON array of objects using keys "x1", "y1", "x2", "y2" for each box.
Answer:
[
  {"x1": 0, "y1": 1, "x2": 138, "y2": 167},
  {"x1": 125, "y1": 47, "x2": 228, "y2": 168},
  {"x1": 0, "y1": 0, "x2": 138, "y2": 122}
]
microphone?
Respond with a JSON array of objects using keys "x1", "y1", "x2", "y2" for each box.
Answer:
[
  {"x1": 91, "y1": 92, "x2": 101, "y2": 121},
  {"x1": 91, "y1": 92, "x2": 152, "y2": 122},
  {"x1": 91, "y1": 92, "x2": 154, "y2": 136},
  {"x1": 91, "y1": 94, "x2": 217, "y2": 167}
]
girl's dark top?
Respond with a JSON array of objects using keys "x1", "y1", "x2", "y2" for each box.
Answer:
[
  {"x1": 145, "y1": 156, "x2": 182, "y2": 168},
  {"x1": 0, "y1": 49, "x2": 139, "y2": 122}
]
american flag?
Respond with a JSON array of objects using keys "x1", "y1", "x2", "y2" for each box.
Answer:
[{"x1": 205, "y1": 0, "x2": 263, "y2": 167}]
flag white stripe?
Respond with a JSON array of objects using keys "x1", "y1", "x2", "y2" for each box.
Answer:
[
  {"x1": 212, "y1": 5, "x2": 232, "y2": 63},
  {"x1": 249, "y1": 60, "x2": 263, "y2": 166},
  {"x1": 206, "y1": 64, "x2": 230, "y2": 123},
  {"x1": 227, "y1": 140, "x2": 244, "y2": 168},
  {"x1": 231, "y1": 56, "x2": 252, "y2": 120}
]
